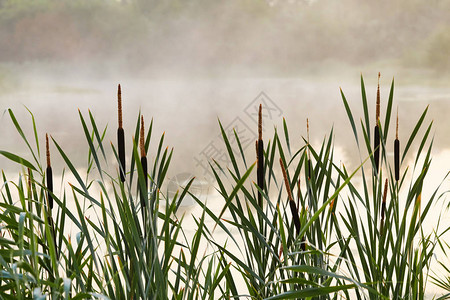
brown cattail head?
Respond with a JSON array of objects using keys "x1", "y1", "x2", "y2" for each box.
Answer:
[
  {"x1": 280, "y1": 158, "x2": 294, "y2": 202},
  {"x1": 258, "y1": 104, "x2": 262, "y2": 141},
  {"x1": 118, "y1": 84, "x2": 123, "y2": 129},
  {"x1": 281, "y1": 158, "x2": 302, "y2": 237},
  {"x1": 307, "y1": 118, "x2": 310, "y2": 144},
  {"x1": 376, "y1": 72, "x2": 381, "y2": 122},
  {"x1": 382, "y1": 178, "x2": 388, "y2": 205},
  {"x1": 307, "y1": 118, "x2": 311, "y2": 159},
  {"x1": 140, "y1": 115, "x2": 145, "y2": 158},
  {"x1": 46, "y1": 134, "x2": 51, "y2": 168}
]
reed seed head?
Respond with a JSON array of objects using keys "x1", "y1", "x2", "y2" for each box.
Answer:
[
  {"x1": 382, "y1": 178, "x2": 388, "y2": 204},
  {"x1": 140, "y1": 115, "x2": 145, "y2": 158},
  {"x1": 46, "y1": 133, "x2": 51, "y2": 167},
  {"x1": 307, "y1": 118, "x2": 310, "y2": 143},
  {"x1": 376, "y1": 72, "x2": 380, "y2": 122},
  {"x1": 118, "y1": 84, "x2": 123, "y2": 129},
  {"x1": 258, "y1": 104, "x2": 262, "y2": 141},
  {"x1": 396, "y1": 106, "x2": 399, "y2": 140},
  {"x1": 280, "y1": 158, "x2": 294, "y2": 202},
  {"x1": 307, "y1": 118, "x2": 311, "y2": 158}
]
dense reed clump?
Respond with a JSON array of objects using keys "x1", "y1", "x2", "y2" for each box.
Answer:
[
  {"x1": 338, "y1": 74, "x2": 446, "y2": 298},
  {"x1": 0, "y1": 76, "x2": 448, "y2": 299},
  {"x1": 117, "y1": 84, "x2": 126, "y2": 182}
]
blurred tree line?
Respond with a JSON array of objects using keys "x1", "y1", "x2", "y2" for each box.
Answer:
[{"x1": 0, "y1": 0, "x2": 448, "y2": 73}]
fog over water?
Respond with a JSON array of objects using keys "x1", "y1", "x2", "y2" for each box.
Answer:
[{"x1": 1, "y1": 0, "x2": 450, "y2": 297}]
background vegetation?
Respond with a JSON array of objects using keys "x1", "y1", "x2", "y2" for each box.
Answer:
[{"x1": 0, "y1": 0, "x2": 449, "y2": 76}]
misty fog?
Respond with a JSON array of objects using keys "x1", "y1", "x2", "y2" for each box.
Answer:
[
  {"x1": 1, "y1": 0, "x2": 450, "y2": 297},
  {"x1": 1, "y1": 0, "x2": 449, "y2": 173}
]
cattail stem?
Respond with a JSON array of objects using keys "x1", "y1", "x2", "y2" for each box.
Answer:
[
  {"x1": 257, "y1": 104, "x2": 264, "y2": 208},
  {"x1": 380, "y1": 179, "x2": 388, "y2": 235},
  {"x1": 117, "y1": 84, "x2": 126, "y2": 182},
  {"x1": 395, "y1": 108, "x2": 400, "y2": 181}
]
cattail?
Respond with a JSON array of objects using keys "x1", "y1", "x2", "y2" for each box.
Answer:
[
  {"x1": 140, "y1": 116, "x2": 148, "y2": 208},
  {"x1": 394, "y1": 108, "x2": 400, "y2": 181},
  {"x1": 380, "y1": 178, "x2": 388, "y2": 235},
  {"x1": 280, "y1": 159, "x2": 305, "y2": 250},
  {"x1": 117, "y1": 84, "x2": 126, "y2": 182},
  {"x1": 374, "y1": 73, "x2": 381, "y2": 174},
  {"x1": 46, "y1": 134, "x2": 53, "y2": 210},
  {"x1": 257, "y1": 104, "x2": 264, "y2": 208},
  {"x1": 306, "y1": 119, "x2": 313, "y2": 179},
  {"x1": 46, "y1": 134, "x2": 57, "y2": 257}
]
